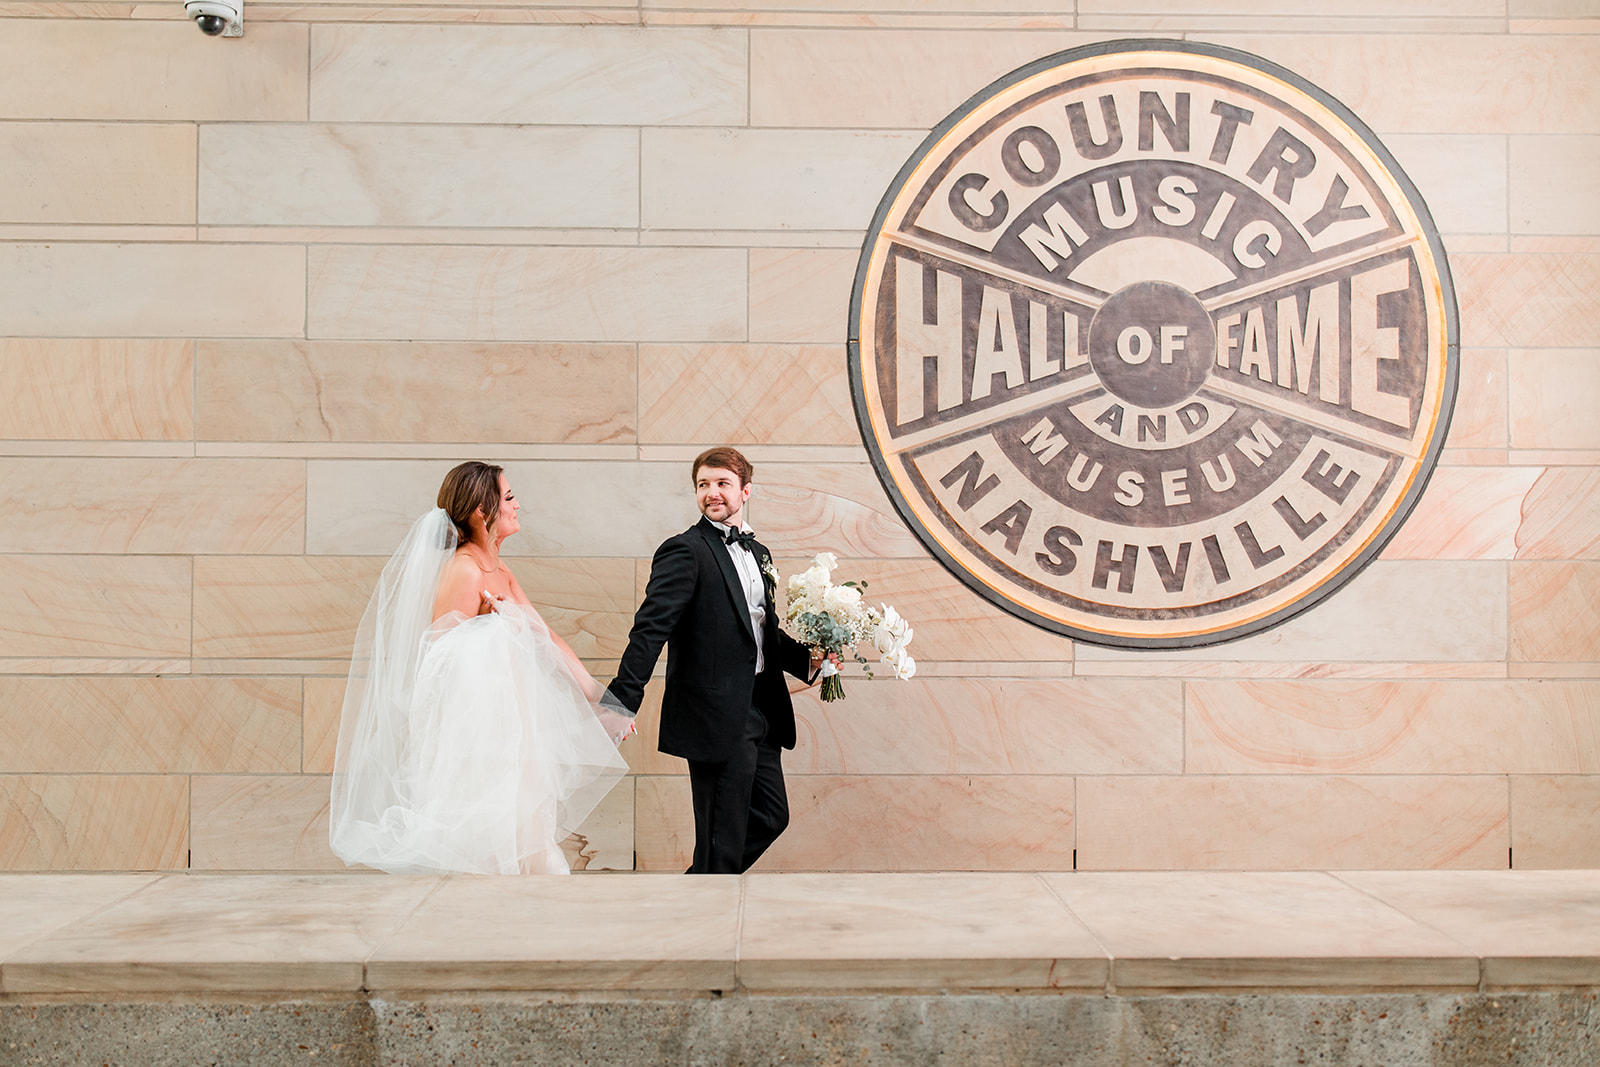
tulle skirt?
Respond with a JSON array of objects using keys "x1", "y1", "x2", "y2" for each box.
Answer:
[{"x1": 330, "y1": 604, "x2": 628, "y2": 875}]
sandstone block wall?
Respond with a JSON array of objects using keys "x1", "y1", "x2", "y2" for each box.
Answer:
[{"x1": 0, "y1": 0, "x2": 1595, "y2": 872}]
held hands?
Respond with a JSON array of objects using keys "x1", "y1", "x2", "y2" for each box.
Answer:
[
  {"x1": 478, "y1": 589, "x2": 504, "y2": 616},
  {"x1": 596, "y1": 707, "x2": 637, "y2": 745}
]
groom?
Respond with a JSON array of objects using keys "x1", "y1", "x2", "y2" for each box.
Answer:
[{"x1": 607, "y1": 447, "x2": 817, "y2": 874}]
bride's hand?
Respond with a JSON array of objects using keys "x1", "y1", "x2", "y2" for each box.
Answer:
[
  {"x1": 596, "y1": 706, "x2": 637, "y2": 745},
  {"x1": 478, "y1": 590, "x2": 502, "y2": 616}
]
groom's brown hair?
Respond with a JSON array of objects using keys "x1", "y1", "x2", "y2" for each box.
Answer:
[{"x1": 691, "y1": 446, "x2": 753, "y2": 487}]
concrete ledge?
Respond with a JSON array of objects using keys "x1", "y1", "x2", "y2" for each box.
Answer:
[
  {"x1": 3, "y1": 870, "x2": 1599, "y2": 1063},
  {"x1": 7, "y1": 870, "x2": 1600, "y2": 996}
]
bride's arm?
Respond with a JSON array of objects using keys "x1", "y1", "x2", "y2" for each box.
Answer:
[
  {"x1": 550, "y1": 629, "x2": 603, "y2": 703},
  {"x1": 505, "y1": 570, "x2": 604, "y2": 702}
]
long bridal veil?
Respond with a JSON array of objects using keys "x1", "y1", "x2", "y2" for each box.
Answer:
[
  {"x1": 329, "y1": 508, "x2": 457, "y2": 868},
  {"x1": 329, "y1": 508, "x2": 629, "y2": 875}
]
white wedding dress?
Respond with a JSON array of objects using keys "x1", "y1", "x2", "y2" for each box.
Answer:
[{"x1": 329, "y1": 509, "x2": 630, "y2": 875}]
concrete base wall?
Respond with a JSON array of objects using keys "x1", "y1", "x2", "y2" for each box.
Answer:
[{"x1": 5, "y1": 991, "x2": 1597, "y2": 1066}]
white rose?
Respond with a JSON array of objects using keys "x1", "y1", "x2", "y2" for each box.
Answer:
[{"x1": 823, "y1": 584, "x2": 861, "y2": 616}]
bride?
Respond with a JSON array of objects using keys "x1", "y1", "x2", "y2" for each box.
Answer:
[{"x1": 330, "y1": 461, "x2": 632, "y2": 875}]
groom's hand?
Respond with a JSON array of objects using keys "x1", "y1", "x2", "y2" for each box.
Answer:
[
  {"x1": 809, "y1": 649, "x2": 838, "y2": 669},
  {"x1": 805, "y1": 649, "x2": 837, "y2": 686}
]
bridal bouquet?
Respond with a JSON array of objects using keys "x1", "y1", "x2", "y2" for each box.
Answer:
[{"x1": 784, "y1": 552, "x2": 915, "y2": 702}]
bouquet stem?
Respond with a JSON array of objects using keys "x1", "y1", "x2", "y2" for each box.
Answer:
[{"x1": 819, "y1": 673, "x2": 846, "y2": 702}]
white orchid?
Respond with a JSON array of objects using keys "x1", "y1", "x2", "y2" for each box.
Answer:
[
  {"x1": 890, "y1": 653, "x2": 916, "y2": 680},
  {"x1": 872, "y1": 604, "x2": 913, "y2": 659}
]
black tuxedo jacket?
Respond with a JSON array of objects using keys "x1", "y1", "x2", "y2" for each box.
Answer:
[{"x1": 608, "y1": 516, "x2": 812, "y2": 762}]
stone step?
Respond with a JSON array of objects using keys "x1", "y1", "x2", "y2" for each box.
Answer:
[{"x1": 2, "y1": 870, "x2": 1598, "y2": 1064}]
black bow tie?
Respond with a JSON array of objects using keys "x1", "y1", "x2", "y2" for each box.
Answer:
[{"x1": 724, "y1": 527, "x2": 757, "y2": 549}]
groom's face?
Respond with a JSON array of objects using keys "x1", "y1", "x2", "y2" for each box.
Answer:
[{"x1": 695, "y1": 465, "x2": 751, "y2": 527}]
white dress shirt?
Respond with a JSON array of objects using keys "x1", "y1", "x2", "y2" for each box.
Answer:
[{"x1": 715, "y1": 519, "x2": 766, "y2": 674}]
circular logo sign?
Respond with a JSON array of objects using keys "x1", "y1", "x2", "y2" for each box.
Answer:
[{"x1": 849, "y1": 40, "x2": 1458, "y2": 648}]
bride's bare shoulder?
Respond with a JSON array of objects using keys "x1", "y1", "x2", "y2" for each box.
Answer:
[
  {"x1": 433, "y1": 551, "x2": 487, "y2": 618},
  {"x1": 433, "y1": 550, "x2": 472, "y2": 586}
]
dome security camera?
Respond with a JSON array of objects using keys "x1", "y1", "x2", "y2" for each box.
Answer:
[{"x1": 185, "y1": 0, "x2": 242, "y2": 36}]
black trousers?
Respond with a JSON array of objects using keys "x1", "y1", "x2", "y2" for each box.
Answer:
[{"x1": 685, "y1": 706, "x2": 789, "y2": 874}]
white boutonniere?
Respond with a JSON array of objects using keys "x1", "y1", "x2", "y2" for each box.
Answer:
[{"x1": 760, "y1": 556, "x2": 780, "y2": 593}]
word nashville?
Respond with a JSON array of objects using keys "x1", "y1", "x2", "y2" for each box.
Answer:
[{"x1": 936, "y1": 430, "x2": 1364, "y2": 598}]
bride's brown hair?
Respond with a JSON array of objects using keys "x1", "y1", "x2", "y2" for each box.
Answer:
[{"x1": 437, "y1": 461, "x2": 504, "y2": 546}]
